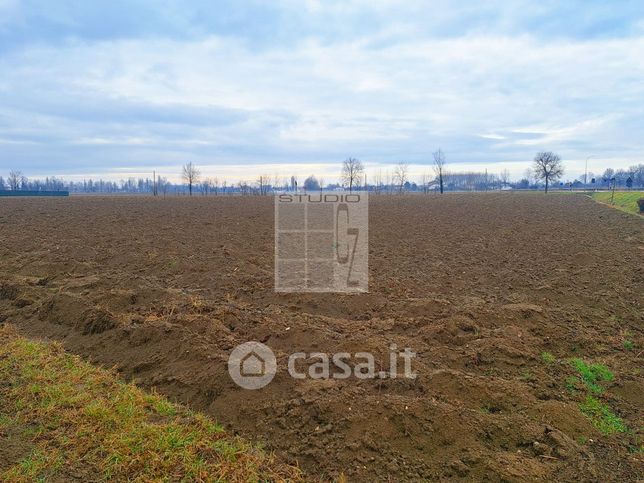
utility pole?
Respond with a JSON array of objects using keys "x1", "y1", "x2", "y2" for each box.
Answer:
[{"x1": 153, "y1": 170, "x2": 157, "y2": 196}]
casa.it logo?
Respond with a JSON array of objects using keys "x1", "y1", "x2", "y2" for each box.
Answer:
[
  {"x1": 227, "y1": 342, "x2": 277, "y2": 390},
  {"x1": 228, "y1": 341, "x2": 417, "y2": 389}
]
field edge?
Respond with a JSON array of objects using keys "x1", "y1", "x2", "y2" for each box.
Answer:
[
  {"x1": 588, "y1": 191, "x2": 644, "y2": 215},
  {"x1": 0, "y1": 323, "x2": 301, "y2": 482}
]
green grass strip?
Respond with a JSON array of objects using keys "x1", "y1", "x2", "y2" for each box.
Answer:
[
  {"x1": 590, "y1": 191, "x2": 644, "y2": 215},
  {"x1": 0, "y1": 325, "x2": 300, "y2": 482}
]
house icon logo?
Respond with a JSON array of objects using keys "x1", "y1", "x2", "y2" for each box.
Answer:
[
  {"x1": 241, "y1": 351, "x2": 266, "y2": 377},
  {"x1": 228, "y1": 341, "x2": 277, "y2": 389}
]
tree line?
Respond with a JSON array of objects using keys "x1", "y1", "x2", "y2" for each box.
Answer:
[
  {"x1": 2, "y1": 153, "x2": 643, "y2": 195},
  {"x1": 337, "y1": 152, "x2": 643, "y2": 194}
]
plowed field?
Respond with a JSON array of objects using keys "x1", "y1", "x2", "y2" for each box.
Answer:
[{"x1": 0, "y1": 193, "x2": 642, "y2": 481}]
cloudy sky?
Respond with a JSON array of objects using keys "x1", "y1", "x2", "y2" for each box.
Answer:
[{"x1": 1, "y1": 0, "x2": 643, "y2": 183}]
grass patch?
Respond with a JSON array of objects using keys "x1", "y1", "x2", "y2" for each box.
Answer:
[
  {"x1": 566, "y1": 359, "x2": 628, "y2": 436},
  {"x1": 590, "y1": 191, "x2": 644, "y2": 215},
  {"x1": 151, "y1": 397, "x2": 177, "y2": 417},
  {"x1": 623, "y1": 339, "x2": 635, "y2": 351},
  {"x1": 579, "y1": 396, "x2": 627, "y2": 435},
  {"x1": 0, "y1": 324, "x2": 301, "y2": 482},
  {"x1": 569, "y1": 358, "x2": 614, "y2": 394},
  {"x1": 541, "y1": 351, "x2": 556, "y2": 364},
  {"x1": 565, "y1": 376, "x2": 581, "y2": 394}
]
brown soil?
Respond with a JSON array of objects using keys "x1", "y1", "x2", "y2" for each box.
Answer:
[{"x1": 0, "y1": 193, "x2": 642, "y2": 481}]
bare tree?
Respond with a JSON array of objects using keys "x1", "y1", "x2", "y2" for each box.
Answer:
[
  {"x1": 257, "y1": 175, "x2": 270, "y2": 195},
  {"x1": 393, "y1": 161, "x2": 409, "y2": 193},
  {"x1": 182, "y1": 162, "x2": 200, "y2": 196},
  {"x1": 432, "y1": 149, "x2": 446, "y2": 194},
  {"x1": 239, "y1": 180, "x2": 250, "y2": 195},
  {"x1": 272, "y1": 174, "x2": 279, "y2": 191},
  {"x1": 201, "y1": 178, "x2": 212, "y2": 195},
  {"x1": 421, "y1": 172, "x2": 431, "y2": 193},
  {"x1": 8, "y1": 170, "x2": 25, "y2": 191},
  {"x1": 373, "y1": 169, "x2": 383, "y2": 194},
  {"x1": 533, "y1": 151, "x2": 564, "y2": 193},
  {"x1": 384, "y1": 169, "x2": 392, "y2": 194},
  {"x1": 500, "y1": 168, "x2": 510, "y2": 187},
  {"x1": 157, "y1": 176, "x2": 170, "y2": 197},
  {"x1": 341, "y1": 157, "x2": 364, "y2": 192}
]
